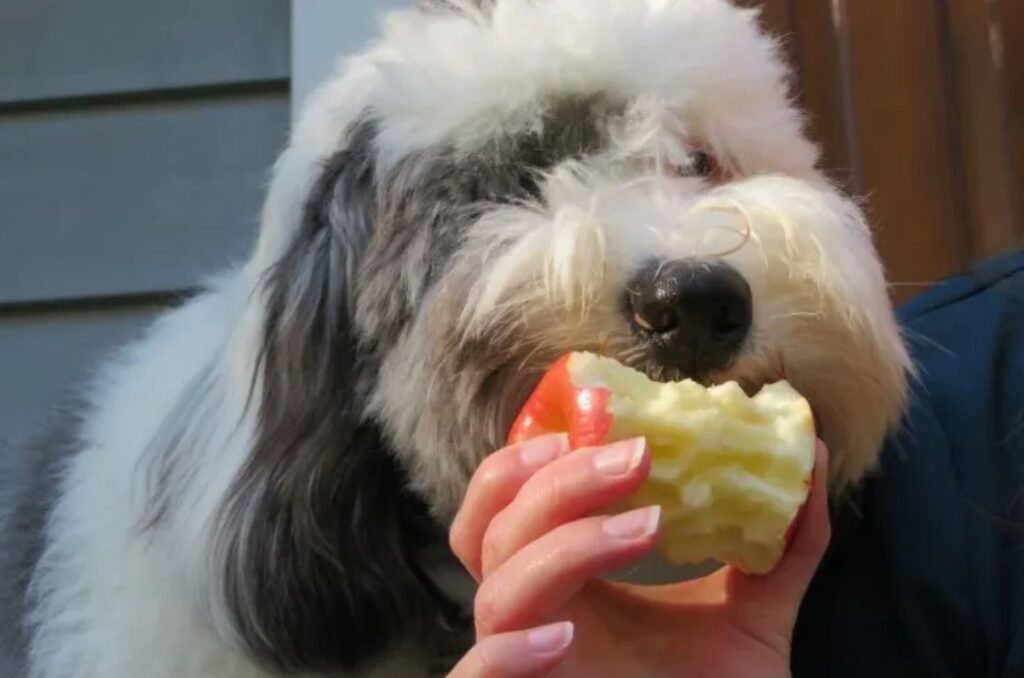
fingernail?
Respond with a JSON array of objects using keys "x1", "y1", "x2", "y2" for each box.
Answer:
[
  {"x1": 519, "y1": 432, "x2": 570, "y2": 467},
  {"x1": 526, "y1": 621, "x2": 575, "y2": 654},
  {"x1": 592, "y1": 438, "x2": 646, "y2": 476},
  {"x1": 602, "y1": 505, "x2": 661, "y2": 540}
]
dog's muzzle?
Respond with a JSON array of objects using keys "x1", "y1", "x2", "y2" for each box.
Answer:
[{"x1": 626, "y1": 258, "x2": 752, "y2": 377}]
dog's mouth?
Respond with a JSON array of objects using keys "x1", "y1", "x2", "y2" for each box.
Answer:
[
  {"x1": 630, "y1": 356, "x2": 752, "y2": 392},
  {"x1": 552, "y1": 352, "x2": 823, "y2": 437},
  {"x1": 704, "y1": 363, "x2": 822, "y2": 435}
]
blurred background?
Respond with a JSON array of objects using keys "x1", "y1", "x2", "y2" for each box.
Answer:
[{"x1": 0, "y1": 0, "x2": 1021, "y2": 447}]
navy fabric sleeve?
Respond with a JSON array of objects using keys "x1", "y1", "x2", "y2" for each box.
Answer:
[{"x1": 792, "y1": 251, "x2": 1024, "y2": 678}]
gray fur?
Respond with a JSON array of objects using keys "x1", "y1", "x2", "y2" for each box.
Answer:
[
  {"x1": 362, "y1": 96, "x2": 621, "y2": 517},
  {"x1": 1, "y1": 3, "x2": 909, "y2": 674},
  {"x1": 216, "y1": 115, "x2": 468, "y2": 675},
  {"x1": 419, "y1": 0, "x2": 495, "y2": 14},
  {"x1": 0, "y1": 91, "x2": 623, "y2": 676},
  {"x1": 356, "y1": 95, "x2": 613, "y2": 342},
  {"x1": 0, "y1": 403, "x2": 84, "y2": 677},
  {"x1": 210, "y1": 96, "x2": 616, "y2": 673},
  {"x1": 138, "y1": 363, "x2": 219, "y2": 531}
]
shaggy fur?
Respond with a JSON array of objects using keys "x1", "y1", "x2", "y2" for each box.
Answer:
[{"x1": 0, "y1": 1, "x2": 911, "y2": 676}]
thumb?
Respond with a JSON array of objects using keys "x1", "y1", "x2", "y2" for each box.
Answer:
[
  {"x1": 447, "y1": 622, "x2": 574, "y2": 678},
  {"x1": 727, "y1": 441, "x2": 831, "y2": 632}
]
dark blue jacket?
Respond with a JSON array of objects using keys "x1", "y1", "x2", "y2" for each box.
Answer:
[{"x1": 793, "y1": 251, "x2": 1024, "y2": 677}]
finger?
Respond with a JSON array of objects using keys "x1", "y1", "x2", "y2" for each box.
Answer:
[
  {"x1": 727, "y1": 440, "x2": 831, "y2": 628},
  {"x1": 447, "y1": 621, "x2": 574, "y2": 678},
  {"x1": 450, "y1": 433, "x2": 570, "y2": 580},
  {"x1": 474, "y1": 506, "x2": 660, "y2": 637},
  {"x1": 481, "y1": 438, "x2": 650, "y2": 577}
]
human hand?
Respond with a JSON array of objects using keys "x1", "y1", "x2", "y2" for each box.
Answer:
[{"x1": 447, "y1": 433, "x2": 830, "y2": 677}]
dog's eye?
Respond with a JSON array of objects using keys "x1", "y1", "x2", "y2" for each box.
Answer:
[
  {"x1": 690, "y1": 150, "x2": 716, "y2": 178},
  {"x1": 677, "y1": 148, "x2": 728, "y2": 182}
]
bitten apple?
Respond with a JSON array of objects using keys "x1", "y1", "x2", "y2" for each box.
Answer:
[{"x1": 508, "y1": 352, "x2": 815, "y2": 575}]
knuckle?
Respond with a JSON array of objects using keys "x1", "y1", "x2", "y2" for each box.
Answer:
[
  {"x1": 516, "y1": 460, "x2": 569, "y2": 511},
  {"x1": 535, "y1": 468, "x2": 569, "y2": 504},
  {"x1": 473, "y1": 641, "x2": 501, "y2": 678},
  {"x1": 476, "y1": 458, "x2": 509, "y2": 494},
  {"x1": 479, "y1": 520, "x2": 505, "y2": 575},
  {"x1": 473, "y1": 581, "x2": 500, "y2": 635},
  {"x1": 545, "y1": 532, "x2": 579, "y2": 565},
  {"x1": 540, "y1": 524, "x2": 592, "y2": 571},
  {"x1": 448, "y1": 520, "x2": 468, "y2": 561}
]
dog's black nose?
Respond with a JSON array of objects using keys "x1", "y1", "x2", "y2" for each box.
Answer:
[{"x1": 626, "y1": 259, "x2": 752, "y2": 375}]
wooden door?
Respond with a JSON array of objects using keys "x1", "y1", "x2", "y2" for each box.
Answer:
[{"x1": 739, "y1": 0, "x2": 1023, "y2": 303}]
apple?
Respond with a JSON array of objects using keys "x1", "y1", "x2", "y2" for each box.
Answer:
[{"x1": 508, "y1": 352, "x2": 815, "y2": 575}]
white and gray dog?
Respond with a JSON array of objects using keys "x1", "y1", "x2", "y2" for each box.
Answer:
[{"x1": 0, "y1": 0, "x2": 912, "y2": 676}]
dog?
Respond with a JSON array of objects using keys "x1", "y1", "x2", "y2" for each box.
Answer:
[{"x1": 0, "y1": 0, "x2": 911, "y2": 676}]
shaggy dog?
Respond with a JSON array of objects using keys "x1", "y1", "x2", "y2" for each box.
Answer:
[{"x1": 0, "y1": 0, "x2": 910, "y2": 676}]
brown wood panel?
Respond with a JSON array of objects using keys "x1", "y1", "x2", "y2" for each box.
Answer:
[
  {"x1": 996, "y1": 0, "x2": 1024, "y2": 249},
  {"x1": 738, "y1": 0, "x2": 792, "y2": 36},
  {"x1": 733, "y1": 0, "x2": 796, "y2": 74},
  {"x1": 742, "y1": 0, "x2": 1022, "y2": 300},
  {"x1": 844, "y1": 0, "x2": 968, "y2": 302},
  {"x1": 734, "y1": 0, "x2": 796, "y2": 70},
  {"x1": 943, "y1": 0, "x2": 1019, "y2": 261},
  {"x1": 738, "y1": 1, "x2": 852, "y2": 186},
  {"x1": 789, "y1": 0, "x2": 853, "y2": 189}
]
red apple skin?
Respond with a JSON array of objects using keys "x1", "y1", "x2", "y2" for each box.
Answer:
[{"x1": 507, "y1": 354, "x2": 614, "y2": 449}]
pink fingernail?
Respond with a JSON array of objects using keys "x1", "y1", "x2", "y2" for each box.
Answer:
[
  {"x1": 526, "y1": 621, "x2": 575, "y2": 653},
  {"x1": 519, "y1": 433, "x2": 569, "y2": 467},
  {"x1": 593, "y1": 438, "x2": 646, "y2": 476},
  {"x1": 601, "y1": 506, "x2": 661, "y2": 540},
  {"x1": 477, "y1": 621, "x2": 574, "y2": 674}
]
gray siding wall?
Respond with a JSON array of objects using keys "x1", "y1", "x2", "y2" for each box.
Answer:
[
  {"x1": 0, "y1": 0, "x2": 290, "y2": 445},
  {"x1": 291, "y1": 0, "x2": 409, "y2": 118}
]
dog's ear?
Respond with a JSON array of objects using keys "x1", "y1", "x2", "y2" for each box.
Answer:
[{"x1": 218, "y1": 120, "x2": 464, "y2": 675}]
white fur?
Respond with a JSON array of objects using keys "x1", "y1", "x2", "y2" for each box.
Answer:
[
  {"x1": 257, "y1": 0, "x2": 817, "y2": 267},
  {"x1": 370, "y1": 168, "x2": 909, "y2": 518},
  {"x1": 27, "y1": 265, "x2": 430, "y2": 675},
  {"x1": 27, "y1": 270, "x2": 271, "y2": 677},
  {"x1": 458, "y1": 169, "x2": 907, "y2": 486},
  {"x1": 23, "y1": 1, "x2": 909, "y2": 676}
]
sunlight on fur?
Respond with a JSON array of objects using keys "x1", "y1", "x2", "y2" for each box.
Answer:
[{"x1": 8, "y1": 2, "x2": 912, "y2": 677}]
